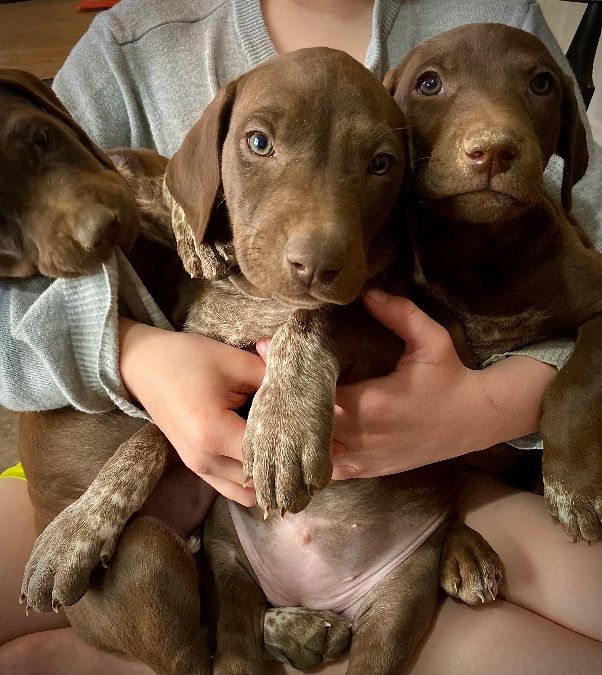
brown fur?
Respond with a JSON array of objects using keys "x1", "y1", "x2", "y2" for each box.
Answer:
[
  {"x1": 0, "y1": 70, "x2": 144, "y2": 277},
  {"x1": 19, "y1": 50, "x2": 501, "y2": 674},
  {"x1": 386, "y1": 23, "x2": 602, "y2": 542}
]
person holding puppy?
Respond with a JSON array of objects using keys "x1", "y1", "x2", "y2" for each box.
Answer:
[{"x1": 1, "y1": 0, "x2": 601, "y2": 672}]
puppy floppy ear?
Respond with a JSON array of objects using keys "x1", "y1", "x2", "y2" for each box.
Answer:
[
  {"x1": 0, "y1": 69, "x2": 116, "y2": 172},
  {"x1": 556, "y1": 75, "x2": 589, "y2": 211},
  {"x1": 164, "y1": 78, "x2": 240, "y2": 278}
]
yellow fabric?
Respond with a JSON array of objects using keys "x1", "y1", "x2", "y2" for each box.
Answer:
[{"x1": 0, "y1": 462, "x2": 26, "y2": 480}]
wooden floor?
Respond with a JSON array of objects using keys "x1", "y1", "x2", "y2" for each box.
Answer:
[{"x1": 0, "y1": 0, "x2": 100, "y2": 79}]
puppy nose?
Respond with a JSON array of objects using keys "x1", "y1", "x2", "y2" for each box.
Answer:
[
  {"x1": 463, "y1": 135, "x2": 519, "y2": 177},
  {"x1": 285, "y1": 238, "x2": 342, "y2": 288}
]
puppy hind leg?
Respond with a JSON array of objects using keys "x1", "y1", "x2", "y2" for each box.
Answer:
[
  {"x1": 66, "y1": 516, "x2": 210, "y2": 675},
  {"x1": 346, "y1": 524, "x2": 446, "y2": 675},
  {"x1": 263, "y1": 606, "x2": 351, "y2": 670},
  {"x1": 204, "y1": 499, "x2": 267, "y2": 675}
]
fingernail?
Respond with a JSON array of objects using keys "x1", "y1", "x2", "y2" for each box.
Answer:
[
  {"x1": 332, "y1": 465, "x2": 359, "y2": 480},
  {"x1": 364, "y1": 288, "x2": 388, "y2": 303}
]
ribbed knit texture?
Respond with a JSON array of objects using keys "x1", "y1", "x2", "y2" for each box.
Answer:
[{"x1": 1, "y1": 0, "x2": 600, "y2": 442}]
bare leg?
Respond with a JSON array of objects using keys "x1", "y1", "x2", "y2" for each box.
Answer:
[
  {"x1": 264, "y1": 598, "x2": 602, "y2": 674},
  {"x1": 457, "y1": 471, "x2": 602, "y2": 641},
  {"x1": 0, "y1": 479, "x2": 151, "y2": 674},
  {"x1": 0, "y1": 628, "x2": 153, "y2": 675},
  {"x1": 3, "y1": 473, "x2": 601, "y2": 674},
  {"x1": 0, "y1": 478, "x2": 68, "y2": 645}
]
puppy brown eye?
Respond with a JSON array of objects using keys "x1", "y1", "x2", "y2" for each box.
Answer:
[
  {"x1": 530, "y1": 73, "x2": 554, "y2": 95},
  {"x1": 416, "y1": 72, "x2": 443, "y2": 96},
  {"x1": 247, "y1": 131, "x2": 274, "y2": 156},
  {"x1": 369, "y1": 153, "x2": 394, "y2": 175},
  {"x1": 33, "y1": 129, "x2": 49, "y2": 153}
]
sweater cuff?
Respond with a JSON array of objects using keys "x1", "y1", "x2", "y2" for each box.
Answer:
[{"x1": 482, "y1": 338, "x2": 574, "y2": 371}]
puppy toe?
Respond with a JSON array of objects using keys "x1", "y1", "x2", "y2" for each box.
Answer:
[
  {"x1": 24, "y1": 561, "x2": 57, "y2": 613},
  {"x1": 440, "y1": 523, "x2": 502, "y2": 605},
  {"x1": 52, "y1": 563, "x2": 92, "y2": 607}
]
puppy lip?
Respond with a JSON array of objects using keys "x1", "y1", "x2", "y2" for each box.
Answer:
[
  {"x1": 274, "y1": 288, "x2": 359, "y2": 309},
  {"x1": 423, "y1": 188, "x2": 526, "y2": 206},
  {"x1": 274, "y1": 292, "x2": 326, "y2": 310}
]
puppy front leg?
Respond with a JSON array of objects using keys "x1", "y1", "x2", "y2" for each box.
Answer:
[
  {"x1": 439, "y1": 518, "x2": 502, "y2": 605},
  {"x1": 346, "y1": 523, "x2": 447, "y2": 675},
  {"x1": 541, "y1": 312, "x2": 602, "y2": 542},
  {"x1": 67, "y1": 516, "x2": 211, "y2": 675},
  {"x1": 21, "y1": 422, "x2": 170, "y2": 612},
  {"x1": 243, "y1": 308, "x2": 339, "y2": 514}
]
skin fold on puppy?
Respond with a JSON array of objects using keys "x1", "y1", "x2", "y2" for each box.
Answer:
[
  {"x1": 19, "y1": 49, "x2": 501, "y2": 675},
  {"x1": 384, "y1": 23, "x2": 602, "y2": 543}
]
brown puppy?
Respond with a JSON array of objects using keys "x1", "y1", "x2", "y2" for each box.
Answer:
[
  {"x1": 6, "y1": 70, "x2": 210, "y2": 674},
  {"x1": 0, "y1": 70, "x2": 147, "y2": 277},
  {"x1": 385, "y1": 23, "x2": 602, "y2": 542},
  {"x1": 20, "y1": 49, "x2": 501, "y2": 675}
]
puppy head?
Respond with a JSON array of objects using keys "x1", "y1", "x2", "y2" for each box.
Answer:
[
  {"x1": 384, "y1": 23, "x2": 588, "y2": 223},
  {"x1": 166, "y1": 47, "x2": 407, "y2": 308},
  {"x1": 0, "y1": 69, "x2": 140, "y2": 278}
]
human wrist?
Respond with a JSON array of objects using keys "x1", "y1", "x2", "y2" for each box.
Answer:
[
  {"x1": 470, "y1": 355, "x2": 557, "y2": 450},
  {"x1": 118, "y1": 316, "x2": 170, "y2": 405}
]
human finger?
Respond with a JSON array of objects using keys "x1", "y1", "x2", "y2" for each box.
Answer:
[
  {"x1": 200, "y1": 473, "x2": 257, "y2": 507},
  {"x1": 362, "y1": 290, "x2": 450, "y2": 356}
]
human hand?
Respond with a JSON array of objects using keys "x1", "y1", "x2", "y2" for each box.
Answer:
[
  {"x1": 119, "y1": 318, "x2": 264, "y2": 505},
  {"x1": 331, "y1": 288, "x2": 557, "y2": 479}
]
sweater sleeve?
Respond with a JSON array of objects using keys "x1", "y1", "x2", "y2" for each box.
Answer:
[
  {"x1": 0, "y1": 13, "x2": 171, "y2": 416},
  {"x1": 0, "y1": 252, "x2": 170, "y2": 419}
]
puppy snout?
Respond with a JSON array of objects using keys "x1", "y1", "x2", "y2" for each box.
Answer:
[
  {"x1": 76, "y1": 205, "x2": 119, "y2": 251},
  {"x1": 285, "y1": 237, "x2": 343, "y2": 289},
  {"x1": 463, "y1": 132, "x2": 519, "y2": 178}
]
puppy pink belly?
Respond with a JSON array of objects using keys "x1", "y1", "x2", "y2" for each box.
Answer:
[{"x1": 229, "y1": 502, "x2": 447, "y2": 619}]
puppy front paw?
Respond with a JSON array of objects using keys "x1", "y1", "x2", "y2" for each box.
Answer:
[
  {"x1": 243, "y1": 382, "x2": 333, "y2": 514},
  {"x1": 440, "y1": 521, "x2": 502, "y2": 605},
  {"x1": 21, "y1": 498, "x2": 123, "y2": 613},
  {"x1": 543, "y1": 473, "x2": 602, "y2": 543},
  {"x1": 263, "y1": 607, "x2": 351, "y2": 669}
]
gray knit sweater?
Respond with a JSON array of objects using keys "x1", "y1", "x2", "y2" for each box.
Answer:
[{"x1": 1, "y1": 0, "x2": 600, "y2": 433}]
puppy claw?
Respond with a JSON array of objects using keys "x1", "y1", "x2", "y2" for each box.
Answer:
[
  {"x1": 52, "y1": 598, "x2": 61, "y2": 613},
  {"x1": 264, "y1": 507, "x2": 270, "y2": 521},
  {"x1": 280, "y1": 507, "x2": 287, "y2": 519},
  {"x1": 100, "y1": 555, "x2": 110, "y2": 568},
  {"x1": 18, "y1": 593, "x2": 25, "y2": 605}
]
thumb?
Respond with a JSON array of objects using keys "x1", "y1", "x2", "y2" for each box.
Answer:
[{"x1": 362, "y1": 290, "x2": 450, "y2": 355}]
